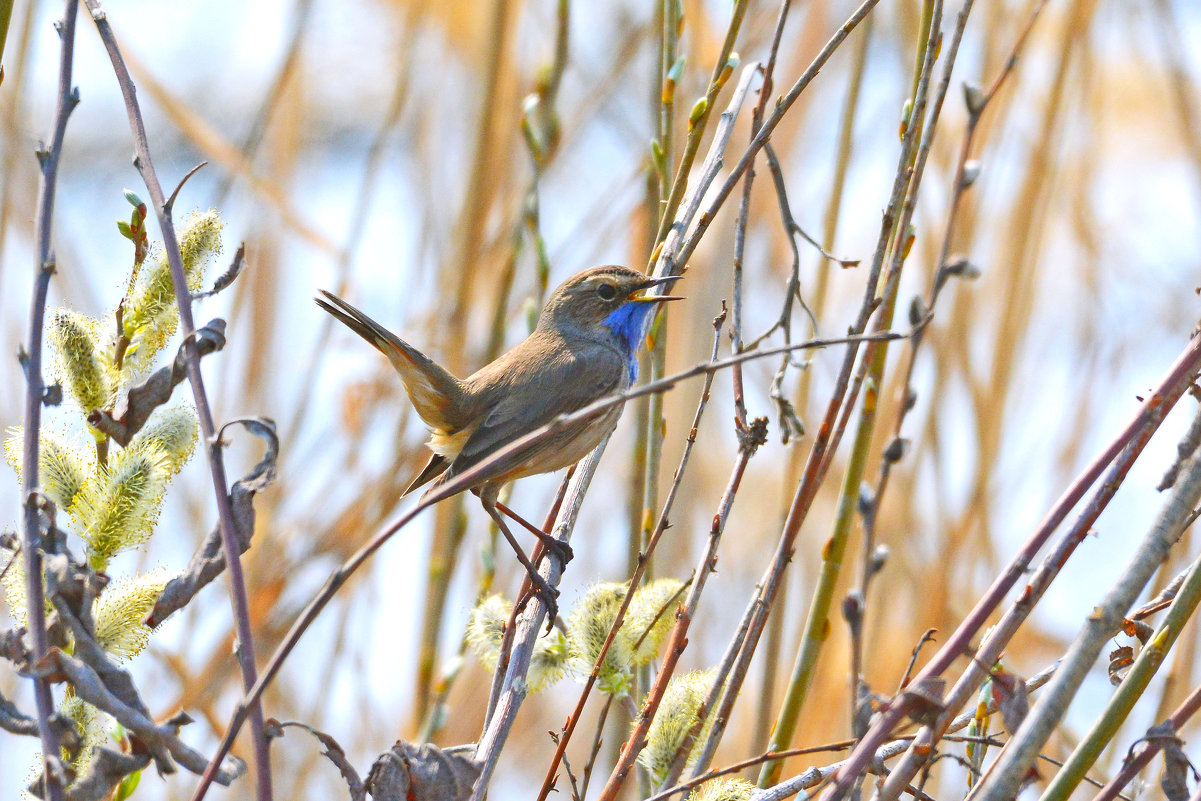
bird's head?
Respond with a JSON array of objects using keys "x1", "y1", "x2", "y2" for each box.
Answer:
[{"x1": 539, "y1": 265, "x2": 683, "y2": 340}]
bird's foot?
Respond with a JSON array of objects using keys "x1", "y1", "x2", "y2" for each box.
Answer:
[
  {"x1": 537, "y1": 536, "x2": 574, "y2": 568},
  {"x1": 516, "y1": 575, "x2": 560, "y2": 633}
]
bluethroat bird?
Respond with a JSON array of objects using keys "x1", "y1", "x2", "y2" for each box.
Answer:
[{"x1": 316, "y1": 266, "x2": 681, "y2": 616}]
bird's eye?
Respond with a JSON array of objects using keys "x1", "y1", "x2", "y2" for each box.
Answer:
[{"x1": 596, "y1": 283, "x2": 618, "y2": 301}]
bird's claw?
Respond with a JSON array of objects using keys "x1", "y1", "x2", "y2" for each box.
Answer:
[
  {"x1": 542, "y1": 538, "x2": 574, "y2": 567},
  {"x1": 516, "y1": 573, "x2": 560, "y2": 633}
]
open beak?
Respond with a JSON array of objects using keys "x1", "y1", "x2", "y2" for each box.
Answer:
[{"x1": 628, "y1": 273, "x2": 685, "y2": 303}]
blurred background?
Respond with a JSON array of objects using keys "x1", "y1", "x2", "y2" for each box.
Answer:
[{"x1": 2, "y1": 0, "x2": 1201, "y2": 798}]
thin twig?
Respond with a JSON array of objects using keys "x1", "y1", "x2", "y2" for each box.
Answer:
[
  {"x1": 79, "y1": 4, "x2": 273, "y2": 799},
  {"x1": 672, "y1": 0, "x2": 882, "y2": 272},
  {"x1": 593, "y1": 311, "x2": 756, "y2": 800},
  {"x1": 536, "y1": 309, "x2": 730, "y2": 800},
  {"x1": 163, "y1": 160, "x2": 207, "y2": 215},
  {"x1": 730, "y1": 0, "x2": 797, "y2": 431},
  {"x1": 655, "y1": 417, "x2": 767, "y2": 791},
  {"x1": 580, "y1": 694, "x2": 615, "y2": 798},
  {"x1": 650, "y1": 0, "x2": 749, "y2": 248},
  {"x1": 19, "y1": 2, "x2": 81, "y2": 798}
]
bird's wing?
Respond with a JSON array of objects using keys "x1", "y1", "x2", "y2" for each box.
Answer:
[
  {"x1": 444, "y1": 340, "x2": 626, "y2": 484},
  {"x1": 315, "y1": 290, "x2": 471, "y2": 431}
]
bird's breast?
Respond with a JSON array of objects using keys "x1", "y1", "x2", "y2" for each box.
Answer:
[{"x1": 600, "y1": 303, "x2": 657, "y2": 382}]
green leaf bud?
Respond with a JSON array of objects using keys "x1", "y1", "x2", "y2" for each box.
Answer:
[
  {"x1": 716, "y1": 52, "x2": 740, "y2": 89},
  {"x1": 662, "y1": 57, "x2": 686, "y2": 105},
  {"x1": 687, "y1": 97, "x2": 708, "y2": 131}
]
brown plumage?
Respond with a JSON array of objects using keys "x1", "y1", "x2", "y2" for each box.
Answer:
[{"x1": 316, "y1": 265, "x2": 681, "y2": 613}]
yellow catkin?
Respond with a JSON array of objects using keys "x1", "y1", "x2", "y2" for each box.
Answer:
[
  {"x1": 128, "y1": 406, "x2": 198, "y2": 475},
  {"x1": 4, "y1": 426, "x2": 94, "y2": 511},
  {"x1": 123, "y1": 210, "x2": 223, "y2": 372},
  {"x1": 690, "y1": 777, "x2": 754, "y2": 801},
  {"x1": 568, "y1": 581, "x2": 633, "y2": 697},
  {"x1": 466, "y1": 594, "x2": 511, "y2": 672},
  {"x1": 73, "y1": 447, "x2": 168, "y2": 570},
  {"x1": 637, "y1": 668, "x2": 717, "y2": 785},
  {"x1": 62, "y1": 694, "x2": 105, "y2": 776},
  {"x1": 48, "y1": 309, "x2": 112, "y2": 413},
  {"x1": 529, "y1": 628, "x2": 569, "y2": 693},
  {"x1": 93, "y1": 568, "x2": 169, "y2": 662},
  {"x1": 465, "y1": 594, "x2": 568, "y2": 693},
  {"x1": 627, "y1": 577, "x2": 684, "y2": 666},
  {"x1": 1, "y1": 544, "x2": 28, "y2": 624}
]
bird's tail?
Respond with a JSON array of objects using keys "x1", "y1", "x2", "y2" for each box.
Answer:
[
  {"x1": 403, "y1": 453, "x2": 450, "y2": 496},
  {"x1": 316, "y1": 290, "x2": 470, "y2": 432}
]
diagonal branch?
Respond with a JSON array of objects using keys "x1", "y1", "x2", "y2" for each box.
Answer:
[{"x1": 971, "y1": 403, "x2": 1201, "y2": 799}]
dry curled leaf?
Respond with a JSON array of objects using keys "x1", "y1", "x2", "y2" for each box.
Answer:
[
  {"x1": 1108, "y1": 644, "x2": 1135, "y2": 686},
  {"x1": 62, "y1": 747, "x2": 150, "y2": 801},
  {"x1": 1137, "y1": 722, "x2": 1199, "y2": 801},
  {"x1": 903, "y1": 676, "x2": 946, "y2": 728},
  {"x1": 364, "y1": 741, "x2": 481, "y2": 801},
  {"x1": 1120, "y1": 618, "x2": 1155, "y2": 644},
  {"x1": 146, "y1": 418, "x2": 277, "y2": 626},
  {"x1": 268, "y1": 719, "x2": 364, "y2": 801},
  {"x1": 990, "y1": 666, "x2": 1030, "y2": 737}
]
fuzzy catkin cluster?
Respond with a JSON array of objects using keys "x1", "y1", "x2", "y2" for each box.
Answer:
[
  {"x1": 93, "y1": 568, "x2": 171, "y2": 662},
  {"x1": 5, "y1": 208, "x2": 213, "y2": 569},
  {"x1": 568, "y1": 577, "x2": 684, "y2": 697},
  {"x1": 121, "y1": 210, "x2": 223, "y2": 374},
  {"x1": 49, "y1": 310, "x2": 114, "y2": 414},
  {"x1": 5, "y1": 410, "x2": 197, "y2": 572},
  {"x1": 466, "y1": 594, "x2": 570, "y2": 693},
  {"x1": 465, "y1": 577, "x2": 685, "y2": 697},
  {"x1": 4, "y1": 202, "x2": 223, "y2": 786},
  {"x1": 636, "y1": 668, "x2": 718, "y2": 785},
  {"x1": 690, "y1": 777, "x2": 754, "y2": 801}
]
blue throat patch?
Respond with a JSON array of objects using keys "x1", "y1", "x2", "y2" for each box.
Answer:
[{"x1": 603, "y1": 302, "x2": 658, "y2": 382}]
